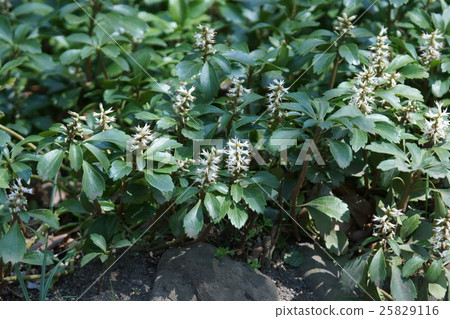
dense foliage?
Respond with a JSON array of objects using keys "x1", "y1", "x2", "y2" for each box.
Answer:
[{"x1": 0, "y1": 0, "x2": 449, "y2": 301}]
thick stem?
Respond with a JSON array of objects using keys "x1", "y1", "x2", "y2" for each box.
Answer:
[
  {"x1": 97, "y1": 51, "x2": 110, "y2": 80},
  {"x1": 398, "y1": 171, "x2": 420, "y2": 211},
  {"x1": 328, "y1": 56, "x2": 340, "y2": 90},
  {"x1": 117, "y1": 181, "x2": 129, "y2": 223},
  {"x1": 290, "y1": 127, "x2": 321, "y2": 240}
]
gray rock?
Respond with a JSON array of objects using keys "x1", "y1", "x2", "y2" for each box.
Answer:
[
  {"x1": 150, "y1": 243, "x2": 279, "y2": 301},
  {"x1": 293, "y1": 242, "x2": 358, "y2": 301}
]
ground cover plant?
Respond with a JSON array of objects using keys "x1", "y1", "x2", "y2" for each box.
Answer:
[{"x1": 0, "y1": 0, "x2": 449, "y2": 301}]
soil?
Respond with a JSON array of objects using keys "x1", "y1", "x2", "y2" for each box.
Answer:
[{"x1": 1, "y1": 246, "x2": 316, "y2": 301}]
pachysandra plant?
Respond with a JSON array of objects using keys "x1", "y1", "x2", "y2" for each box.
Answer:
[{"x1": 0, "y1": 0, "x2": 449, "y2": 302}]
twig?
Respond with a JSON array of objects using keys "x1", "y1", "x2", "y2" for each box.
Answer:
[{"x1": 0, "y1": 124, "x2": 37, "y2": 151}]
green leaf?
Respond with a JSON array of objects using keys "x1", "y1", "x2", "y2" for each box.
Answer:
[
  {"x1": 144, "y1": 172, "x2": 174, "y2": 192},
  {"x1": 373, "y1": 122, "x2": 400, "y2": 143},
  {"x1": 183, "y1": 200, "x2": 204, "y2": 238},
  {"x1": 366, "y1": 142, "x2": 408, "y2": 161},
  {"x1": 0, "y1": 223, "x2": 26, "y2": 264},
  {"x1": 21, "y1": 251, "x2": 53, "y2": 266},
  {"x1": 242, "y1": 187, "x2": 266, "y2": 214},
  {"x1": 269, "y1": 128, "x2": 302, "y2": 151},
  {"x1": 391, "y1": 85, "x2": 423, "y2": 101},
  {"x1": 0, "y1": 16, "x2": 12, "y2": 43},
  {"x1": 60, "y1": 49, "x2": 81, "y2": 65},
  {"x1": 82, "y1": 161, "x2": 105, "y2": 200},
  {"x1": 297, "y1": 38, "x2": 327, "y2": 56},
  {"x1": 101, "y1": 45, "x2": 119, "y2": 58},
  {"x1": 176, "y1": 60, "x2": 202, "y2": 80},
  {"x1": 312, "y1": 52, "x2": 336, "y2": 75},
  {"x1": 200, "y1": 61, "x2": 219, "y2": 99},
  {"x1": 37, "y1": 149, "x2": 64, "y2": 181},
  {"x1": 304, "y1": 196, "x2": 350, "y2": 223},
  {"x1": 374, "y1": 90, "x2": 401, "y2": 108},
  {"x1": 428, "y1": 272, "x2": 447, "y2": 300},
  {"x1": 222, "y1": 50, "x2": 255, "y2": 66},
  {"x1": 400, "y1": 214, "x2": 420, "y2": 239},
  {"x1": 90, "y1": 234, "x2": 107, "y2": 253},
  {"x1": 1, "y1": 56, "x2": 27, "y2": 73},
  {"x1": 11, "y1": 162, "x2": 32, "y2": 182},
  {"x1": 85, "y1": 129, "x2": 130, "y2": 149},
  {"x1": 69, "y1": 143, "x2": 83, "y2": 172},
  {"x1": 369, "y1": 248, "x2": 387, "y2": 287},
  {"x1": 28, "y1": 209, "x2": 60, "y2": 229},
  {"x1": 390, "y1": 265, "x2": 417, "y2": 301},
  {"x1": 408, "y1": 8, "x2": 431, "y2": 29},
  {"x1": 324, "y1": 230, "x2": 349, "y2": 256},
  {"x1": 81, "y1": 252, "x2": 101, "y2": 267},
  {"x1": 204, "y1": 193, "x2": 221, "y2": 222},
  {"x1": 227, "y1": 203, "x2": 248, "y2": 229},
  {"x1": 328, "y1": 140, "x2": 352, "y2": 168},
  {"x1": 231, "y1": 184, "x2": 243, "y2": 203},
  {"x1": 389, "y1": 0, "x2": 409, "y2": 8},
  {"x1": 0, "y1": 131, "x2": 11, "y2": 147},
  {"x1": 283, "y1": 251, "x2": 304, "y2": 267},
  {"x1": 401, "y1": 64, "x2": 429, "y2": 79},
  {"x1": 83, "y1": 143, "x2": 110, "y2": 170},
  {"x1": 109, "y1": 160, "x2": 132, "y2": 181},
  {"x1": 169, "y1": 0, "x2": 188, "y2": 26},
  {"x1": 426, "y1": 259, "x2": 443, "y2": 283},
  {"x1": 402, "y1": 256, "x2": 427, "y2": 278},
  {"x1": 350, "y1": 128, "x2": 367, "y2": 152},
  {"x1": 388, "y1": 238, "x2": 401, "y2": 256},
  {"x1": 12, "y1": 3, "x2": 53, "y2": 16},
  {"x1": 385, "y1": 54, "x2": 414, "y2": 72},
  {"x1": 338, "y1": 43, "x2": 359, "y2": 65},
  {"x1": 0, "y1": 168, "x2": 11, "y2": 188},
  {"x1": 340, "y1": 251, "x2": 370, "y2": 293},
  {"x1": 431, "y1": 80, "x2": 450, "y2": 98},
  {"x1": 212, "y1": 54, "x2": 231, "y2": 74}
]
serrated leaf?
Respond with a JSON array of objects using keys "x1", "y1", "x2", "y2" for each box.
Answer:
[
  {"x1": 109, "y1": 160, "x2": 132, "y2": 181},
  {"x1": 391, "y1": 265, "x2": 417, "y2": 301},
  {"x1": 338, "y1": 43, "x2": 359, "y2": 65},
  {"x1": 400, "y1": 214, "x2": 420, "y2": 239},
  {"x1": 183, "y1": 200, "x2": 203, "y2": 238},
  {"x1": 85, "y1": 129, "x2": 130, "y2": 149},
  {"x1": 28, "y1": 209, "x2": 60, "y2": 229},
  {"x1": 90, "y1": 234, "x2": 107, "y2": 253},
  {"x1": 0, "y1": 223, "x2": 26, "y2": 264},
  {"x1": 83, "y1": 143, "x2": 110, "y2": 170},
  {"x1": 426, "y1": 259, "x2": 443, "y2": 283},
  {"x1": 82, "y1": 161, "x2": 105, "y2": 200},
  {"x1": 312, "y1": 52, "x2": 336, "y2": 75},
  {"x1": 402, "y1": 256, "x2": 427, "y2": 278},
  {"x1": 369, "y1": 248, "x2": 387, "y2": 287},
  {"x1": 37, "y1": 149, "x2": 64, "y2": 181},
  {"x1": 231, "y1": 184, "x2": 243, "y2": 203},
  {"x1": 69, "y1": 143, "x2": 83, "y2": 172},
  {"x1": 305, "y1": 195, "x2": 350, "y2": 223},
  {"x1": 144, "y1": 172, "x2": 174, "y2": 192},
  {"x1": 242, "y1": 187, "x2": 265, "y2": 214},
  {"x1": 328, "y1": 140, "x2": 352, "y2": 168},
  {"x1": 204, "y1": 193, "x2": 221, "y2": 222},
  {"x1": 227, "y1": 203, "x2": 248, "y2": 229},
  {"x1": 429, "y1": 272, "x2": 447, "y2": 300},
  {"x1": 200, "y1": 61, "x2": 219, "y2": 99}
]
